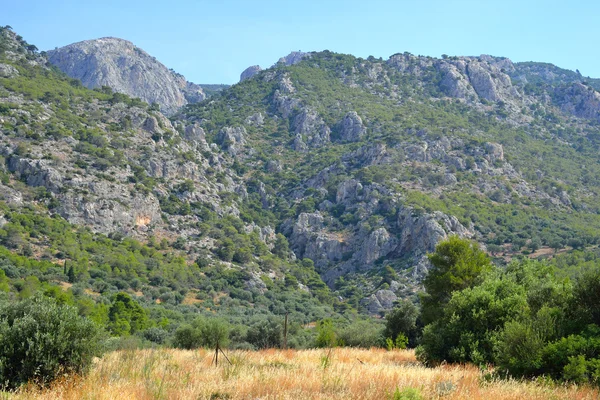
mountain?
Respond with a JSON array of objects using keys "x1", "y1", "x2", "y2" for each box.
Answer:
[
  {"x1": 47, "y1": 37, "x2": 205, "y2": 114},
  {"x1": 3, "y1": 23, "x2": 600, "y2": 334},
  {"x1": 179, "y1": 50, "x2": 600, "y2": 311}
]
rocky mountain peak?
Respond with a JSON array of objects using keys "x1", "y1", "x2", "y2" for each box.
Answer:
[
  {"x1": 47, "y1": 37, "x2": 205, "y2": 114},
  {"x1": 240, "y1": 65, "x2": 262, "y2": 82}
]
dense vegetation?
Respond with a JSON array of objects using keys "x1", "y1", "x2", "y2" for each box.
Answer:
[{"x1": 407, "y1": 236, "x2": 600, "y2": 385}]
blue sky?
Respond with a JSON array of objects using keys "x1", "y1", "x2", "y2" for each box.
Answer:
[{"x1": 3, "y1": 0, "x2": 599, "y2": 84}]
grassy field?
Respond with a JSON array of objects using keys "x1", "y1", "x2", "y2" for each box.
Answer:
[{"x1": 13, "y1": 348, "x2": 599, "y2": 400}]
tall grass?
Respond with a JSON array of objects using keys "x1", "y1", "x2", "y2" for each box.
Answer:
[{"x1": 13, "y1": 348, "x2": 599, "y2": 399}]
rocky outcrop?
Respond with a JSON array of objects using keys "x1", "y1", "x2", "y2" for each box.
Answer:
[
  {"x1": 240, "y1": 65, "x2": 262, "y2": 82},
  {"x1": 0, "y1": 183, "x2": 23, "y2": 205},
  {"x1": 395, "y1": 208, "x2": 471, "y2": 259},
  {"x1": 7, "y1": 157, "x2": 63, "y2": 193},
  {"x1": 362, "y1": 290, "x2": 398, "y2": 314},
  {"x1": 216, "y1": 126, "x2": 247, "y2": 156},
  {"x1": 484, "y1": 142, "x2": 504, "y2": 161},
  {"x1": 316, "y1": 205, "x2": 471, "y2": 285},
  {"x1": 388, "y1": 53, "x2": 522, "y2": 107},
  {"x1": 336, "y1": 111, "x2": 366, "y2": 142},
  {"x1": 47, "y1": 37, "x2": 205, "y2": 114},
  {"x1": 288, "y1": 213, "x2": 345, "y2": 270},
  {"x1": 277, "y1": 51, "x2": 310, "y2": 66},
  {"x1": 58, "y1": 187, "x2": 162, "y2": 235},
  {"x1": 183, "y1": 123, "x2": 210, "y2": 151},
  {"x1": 553, "y1": 83, "x2": 600, "y2": 121},
  {"x1": 292, "y1": 109, "x2": 330, "y2": 148},
  {"x1": 0, "y1": 63, "x2": 18, "y2": 78}
]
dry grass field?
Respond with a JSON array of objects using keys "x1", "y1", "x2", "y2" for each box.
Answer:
[{"x1": 12, "y1": 348, "x2": 599, "y2": 400}]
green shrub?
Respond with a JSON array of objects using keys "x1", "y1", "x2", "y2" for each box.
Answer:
[
  {"x1": 0, "y1": 295, "x2": 103, "y2": 389},
  {"x1": 338, "y1": 319, "x2": 383, "y2": 348},
  {"x1": 392, "y1": 387, "x2": 423, "y2": 400},
  {"x1": 315, "y1": 319, "x2": 337, "y2": 348},
  {"x1": 173, "y1": 324, "x2": 202, "y2": 349}
]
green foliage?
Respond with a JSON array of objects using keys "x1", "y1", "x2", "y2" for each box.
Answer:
[
  {"x1": 245, "y1": 317, "x2": 283, "y2": 349},
  {"x1": 337, "y1": 319, "x2": 384, "y2": 348},
  {"x1": 421, "y1": 236, "x2": 491, "y2": 324},
  {"x1": 315, "y1": 318, "x2": 337, "y2": 348},
  {"x1": 391, "y1": 387, "x2": 423, "y2": 400},
  {"x1": 108, "y1": 292, "x2": 149, "y2": 335},
  {"x1": 0, "y1": 295, "x2": 103, "y2": 389},
  {"x1": 384, "y1": 300, "x2": 419, "y2": 347}
]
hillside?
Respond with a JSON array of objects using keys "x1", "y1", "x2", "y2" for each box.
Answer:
[
  {"x1": 0, "y1": 26, "x2": 341, "y2": 346},
  {"x1": 178, "y1": 49, "x2": 600, "y2": 311},
  {"x1": 2, "y1": 24, "x2": 600, "y2": 342}
]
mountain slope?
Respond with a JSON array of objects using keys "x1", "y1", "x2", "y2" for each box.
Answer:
[
  {"x1": 47, "y1": 37, "x2": 205, "y2": 114},
  {"x1": 179, "y1": 50, "x2": 600, "y2": 311},
  {"x1": 4, "y1": 25, "x2": 600, "y2": 321},
  {"x1": 0, "y1": 26, "x2": 341, "y2": 339}
]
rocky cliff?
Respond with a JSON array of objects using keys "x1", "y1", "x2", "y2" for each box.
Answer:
[{"x1": 47, "y1": 37, "x2": 205, "y2": 114}]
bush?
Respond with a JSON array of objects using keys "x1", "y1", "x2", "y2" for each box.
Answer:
[
  {"x1": 0, "y1": 295, "x2": 103, "y2": 389},
  {"x1": 338, "y1": 319, "x2": 383, "y2": 348},
  {"x1": 172, "y1": 318, "x2": 229, "y2": 349},
  {"x1": 392, "y1": 387, "x2": 423, "y2": 400},
  {"x1": 173, "y1": 324, "x2": 202, "y2": 349},
  {"x1": 384, "y1": 301, "x2": 419, "y2": 347}
]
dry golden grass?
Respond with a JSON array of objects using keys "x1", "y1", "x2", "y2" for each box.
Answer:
[{"x1": 13, "y1": 348, "x2": 599, "y2": 400}]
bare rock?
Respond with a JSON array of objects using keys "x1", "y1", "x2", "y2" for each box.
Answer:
[
  {"x1": 47, "y1": 37, "x2": 204, "y2": 114},
  {"x1": 484, "y1": 142, "x2": 504, "y2": 161},
  {"x1": 240, "y1": 65, "x2": 262, "y2": 82},
  {"x1": 337, "y1": 111, "x2": 366, "y2": 142},
  {"x1": 362, "y1": 290, "x2": 398, "y2": 314},
  {"x1": 0, "y1": 63, "x2": 18, "y2": 78},
  {"x1": 553, "y1": 82, "x2": 600, "y2": 121},
  {"x1": 292, "y1": 109, "x2": 331, "y2": 148},
  {"x1": 277, "y1": 51, "x2": 311, "y2": 66},
  {"x1": 215, "y1": 126, "x2": 247, "y2": 156}
]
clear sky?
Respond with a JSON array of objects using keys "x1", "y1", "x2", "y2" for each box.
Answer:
[{"x1": 3, "y1": 0, "x2": 599, "y2": 84}]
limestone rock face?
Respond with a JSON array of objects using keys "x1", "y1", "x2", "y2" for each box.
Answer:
[
  {"x1": 485, "y1": 142, "x2": 504, "y2": 161},
  {"x1": 47, "y1": 37, "x2": 205, "y2": 114},
  {"x1": 184, "y1": 123, "x2": 210, "y2": 151},
  {"x1": 553, "y1": 83, "x2": 600, "y2": 121},
  {"x1": 216, "y1": 126, "x2": 247, "y2": 156},
  {"x1": 395, "y1": 208, "x2": 471, "y2": 258},
  {"x1": 337, "y1": 111, "x2": 366, "y2": 142},
  {"x1": 0, "y1": 183, "x2": 23, "y2": 205},
  {"x1": 240, "y1": 65, "x2": 262, "y2": 82},
  {"x1": 438, "y1": 61, "x2": 478, "y2": 100},
  {"x1": 362, "y1": 290, "x2": 398, "y2": 315},
  {"x1": 7, "y1": 157, "x2": 63, "y2": 193},
  {"x1": 289, "y1": 213, "x2": 345, "y2": 269},
  {"x1": 292, "y1": 109, "x2": 331, "y2": 148},
  {"x1": 0, "y1": 63, "x2": 18, "y2": 78},
  {"x1": 336, "y1": 179, "x2": 363, "y2": 205},
  {"x1": 277, "y1": 51, "x2": 310, "y2": 66}
]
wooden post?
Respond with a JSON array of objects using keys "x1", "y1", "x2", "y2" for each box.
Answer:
[
  {"x1": 215, "y1": 339, "x2": 219, "y2": 367},
  {"x1": 283, "y1": 312, "x2": 289, "y2": 350}
]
